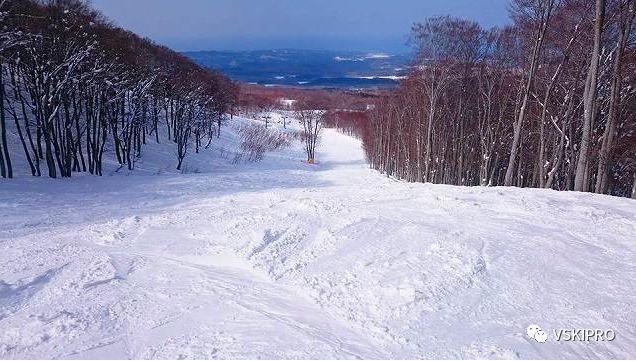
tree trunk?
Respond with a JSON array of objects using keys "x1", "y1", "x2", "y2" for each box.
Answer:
[
  {"x1": 574, "y1": 0, "x2": 605, "y2": 192},
  {"x1": 0, "y1": 62, "x2": 13, "y2": 178},
  {"x1": 595, "y1": 0, "x2": 633, "y2": 194},
  {"x1": 424, "y1": 97, "x2": 435, "y2": 182},
  {"x1": 504, "y1": 0, "x2": 553, "y2": 186},
  {"x1": 8, "y1": 66, "x2": 38, "y2": 176}
]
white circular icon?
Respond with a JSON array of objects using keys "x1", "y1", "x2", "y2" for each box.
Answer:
[
  {"x1": 527, "y1": 324, "x2": 548, "y2": 343},
  {"x1": 534, "y1": 330, "x2": 548, "y2": 343},
  {"x1": 527, "y1": 324, "x2": 541, "y2": 339}
]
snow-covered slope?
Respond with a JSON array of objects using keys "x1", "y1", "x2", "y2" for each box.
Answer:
[{"x1": 0, "y1": 117, "x2": 635, "y2": 359}]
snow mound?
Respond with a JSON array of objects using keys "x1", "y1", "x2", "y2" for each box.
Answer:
[{"x1": 0, "y1": 117, "x2": 635, "y2": 359}]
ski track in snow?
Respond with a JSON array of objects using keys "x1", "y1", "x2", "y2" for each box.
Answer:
[{"x1": 0, "y1": 117, "x2": 635, "y2": 359}]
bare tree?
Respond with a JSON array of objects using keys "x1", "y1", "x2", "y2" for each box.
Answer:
[
  {"x1": 295, "y1": 103, "x2": 323, "y2": 164},
  {"x1": 354, "y1": 3, "x2": 635, "y2": 198},
  {"x1": 573, "y1": 0, "x2": 605, "y2": 191},
  {"x1": 0, "y1": 0, "x2": 237, "y2": 178},
  {"x1": 504, "y1": 0, "x2": 556, "y2": 186},
  {"x1": 594, "y1": 0, "x2": 634, "y2": 193}
]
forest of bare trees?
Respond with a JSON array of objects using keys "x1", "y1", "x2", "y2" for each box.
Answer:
[
  {"x1": 0, "y1": 0, "x2": 237, "y2": 178},
  {"x1": 362, "y1": 0, "x2": 635, "y2": 197}
]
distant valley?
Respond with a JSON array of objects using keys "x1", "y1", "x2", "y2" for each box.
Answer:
[{"x1": 184, "y1": 49, "x2": 410, "y2": 89}]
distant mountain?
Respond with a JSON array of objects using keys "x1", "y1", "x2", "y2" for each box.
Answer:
[{"x1": 183, "y1": 49, "x2": 410, "y2": 89}]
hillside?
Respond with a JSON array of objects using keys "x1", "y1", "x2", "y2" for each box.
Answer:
[{"x1": 1, "y1": 115, "x2": 634, "y2": 359}]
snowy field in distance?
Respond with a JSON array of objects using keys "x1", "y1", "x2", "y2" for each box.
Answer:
[{"x1": 0, "y1": 115, "x2": 635, "y2": 359}]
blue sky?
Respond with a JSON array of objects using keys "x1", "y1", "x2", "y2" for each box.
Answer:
[{"x1": 90, "y1": 0, "x2": 510, "y2": 53}]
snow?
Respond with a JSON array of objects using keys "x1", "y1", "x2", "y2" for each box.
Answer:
[
  {"x1": 334, "y1": 56, "x2": 362, "y2": 62},
  {"x1": 354, "y1": 75, "x2": 406, "y2": 80},
  {"x1": 364, "y1": 53, "x2": 391, "y2": 59},
  {"x1": 333, "y1": 53, "x2": 391, "y2": 62},
  {"x1": 279, "y1": 98, "x2": 296, "y2": 108},
  {"x1": 1, "y1": 116, "x2": 635, "y2": 359}
]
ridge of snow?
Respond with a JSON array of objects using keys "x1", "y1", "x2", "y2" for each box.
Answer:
[{"x1": 0, "y1": 115, "x2": 634, "y2": 359}]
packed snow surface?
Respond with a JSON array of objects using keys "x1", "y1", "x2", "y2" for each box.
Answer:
[{"x1": 1, "y1": 117, "x2": 635, "y2": 359}]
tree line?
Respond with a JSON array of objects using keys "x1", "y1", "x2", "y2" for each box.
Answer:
[
  {"x1": 0, "y1": 0, "x2": 238, "y2": 178},
  {"x1": 361, "y1": 0, "x2": 635, "y2": 197}
]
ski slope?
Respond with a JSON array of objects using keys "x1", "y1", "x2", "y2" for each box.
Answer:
[{"x1": 0, "y1": 117, "x2": 635, "y2": 359}]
